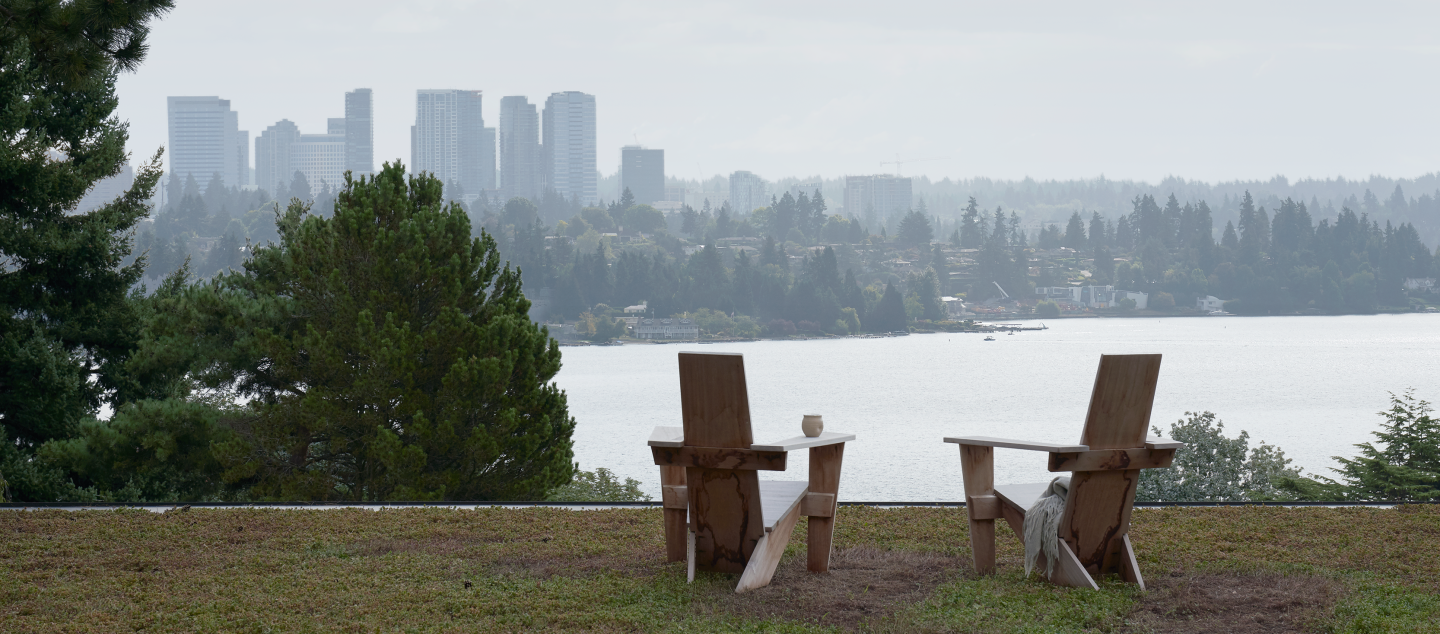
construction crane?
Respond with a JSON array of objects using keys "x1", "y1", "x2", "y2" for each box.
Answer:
[
  {"x1": 879, "y1": 155, "x2": 949, "y2": 176},
  {"x1": 993, "y1": 282, "x2": 1010, "y2": 299}
]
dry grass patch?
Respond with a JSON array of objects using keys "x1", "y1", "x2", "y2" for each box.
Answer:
[
  {"x1": 1124, "y1": 571, "x2": 1343, "y2": 634},
  {"x1": 694, "y1": 544, "x2": 966, "y2": 630}
]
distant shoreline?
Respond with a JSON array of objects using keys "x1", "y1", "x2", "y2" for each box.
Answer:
[{"x1": 557, "y1": 310, "x2": 1438, "y2": 346}]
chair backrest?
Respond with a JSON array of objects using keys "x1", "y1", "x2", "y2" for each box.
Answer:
[
  {"x1": 678, "y1": 352, "x2": 754, "y2": 449},
  {"x1": 1061, "y1": 353, "x2": 1162, "y2": 575},
  {"x1": 1077, "y1": 354, "x2": 1162, "y2": 450},
  {"x1": 676, "y1": 352, "x2": 765, "y2": 574}
]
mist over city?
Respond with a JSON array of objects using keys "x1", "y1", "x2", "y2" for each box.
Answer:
[{"x1": 4, "y1": 2, "x2": 1440, "y2": 630}]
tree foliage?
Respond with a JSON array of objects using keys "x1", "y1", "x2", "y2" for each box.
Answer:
[
  {"x1": 545, "y1": 467, "x2": 651, "y2": 502},
  {"x1": 201, "y1": 164, "x2": 575, "y2": 501},
  {"x1": 1, "y1": 0, "x2": 172, "y2": 501},
  {"x1": 1137, "y1": 411, "x2": 1301, "y2": 502},
  {"x1": 1312, "y1": 391, "x2": 1440, "y2": 501}
]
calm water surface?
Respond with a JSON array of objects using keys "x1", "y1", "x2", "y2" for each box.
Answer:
[{"x1": 554, "y1": 314, "x2": 1440, "y2": 501}]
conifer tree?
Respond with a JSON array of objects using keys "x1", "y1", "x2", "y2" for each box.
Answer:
[
  {"x1": 211, "y1": 164, "x2": 575, "y2": 501},
  {"x1": 1330, "y1": 391, "x2": 1440, "y2": 501},
  {"x1": 868, "y1": 283, "x2": 907, "y2": 332},
  {"x1": 1, "y1": 0, "x2": 173, "y2": 500},
  {"x1": 1064, "y1": 211, "x2": 1086, "y2": 251}
]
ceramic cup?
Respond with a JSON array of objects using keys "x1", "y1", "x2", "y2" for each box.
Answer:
[{"x1": 801, "y1": 414, "x2": 824, "y2": 438}]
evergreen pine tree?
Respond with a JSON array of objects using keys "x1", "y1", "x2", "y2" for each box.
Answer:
[
  {"x1": 210, "y1": 163, "x2": 575, "y2": 501},
  {"x1": 1322, "y1": 391, "x2": 1440, "y2": 501},
  {"x1": 1, "y1": 0, "x2": 173, "y2": 501},
  {"x1": 869, "y1": 283, "x2": 907, "y2": 332},
  {"x1": 1064, "y1": 211, "x2": 1086, "y2": 251}
]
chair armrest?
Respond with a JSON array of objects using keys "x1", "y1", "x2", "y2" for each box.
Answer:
[
  {"x1": 751, "y1": 431, "x2": 855, "y2": 452},
  {"x1": 648, "y1": 426, "x2": 684, "y2": 447},
  {"x1": 1145, "y1": 436, "x2": 1185, "y2": 450},
  {"x1": 944, "y1": 435, "x2": 1088, "y2": 453}
]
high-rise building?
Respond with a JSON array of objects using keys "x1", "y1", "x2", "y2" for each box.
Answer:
[
  {"x1": 844, "y1": 175, "x2": 913, "y2": 226},
  {"x1": 480, "y1": 127, "x2": 496, "y2": 194},
  {"x1": 344, "y1": 88, "x2": 373, "y2": 177},
  {"x1": 74, "y1": 164, "x2": 134, "y2": 214},
  {"x1": 619, "y1": 146, "x2": 664, "y2": 206},
  {"x1": 456, "y1": 92, "x2": 492, "y2": 197},
  {"x1": 499, "y1": 96, "x2": 541, "y2": 202},
  {"x1": 542, "y1": 91, "x2": 597, "y2": 205},
  {"x1": 327, "y1": 118, "x2": 346, "y2": 135},
  {"x1": 167, "y1": 96, "x2": 247, "y2": 191},
  {"x1": 412, "y1": 89, "x2": 488, "y2": 198},
  {"x1": 255, "y1": 119, "x2": 301, "y2": 194},
  {"x1": 729, "y1": 170, "x2": 767, "y2": 215},
  {"x1": 291, "y1": 133, "x2": 347, "y2": 196}
]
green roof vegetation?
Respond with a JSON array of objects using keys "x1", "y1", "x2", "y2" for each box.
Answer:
[{"x1": 3, "y1": 505, "x2": 1435, "y2": 632}]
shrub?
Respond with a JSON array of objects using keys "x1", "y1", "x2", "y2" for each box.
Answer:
[
  {"x1": 546, "y1": 467, "x2": 651, "y2": 502},
  {"x1": 1036, "y1": 301, "x2": 1060, "y2": 318},
  {"x1": 1137, "y1": 411, "x2": 1302, "y2": 502}
]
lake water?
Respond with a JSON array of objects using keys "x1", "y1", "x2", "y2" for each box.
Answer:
[{"x1": 554, "y1": 314, "x2": 1440, "y2": 501}]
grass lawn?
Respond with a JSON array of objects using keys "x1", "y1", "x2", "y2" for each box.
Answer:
[{"x1": 2, "y1": 505, "x2": 1437, "y2": 633}]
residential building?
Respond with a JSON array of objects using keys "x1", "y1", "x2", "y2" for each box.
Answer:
[
  {"x1": 1404, "y1": 278, "x2": 1437, "y2": 293},
  {"x1": 412, "y1": 89, "x2": 488, "y2": 196},
  {"x1": 542, "y1": 91, "x2": 597, "y2": 205},
  {"x1": 1197, "y1": 295, "x2": 1226, "y2": 311},
  {"x1": 255, "y1": 119, "x2": 301, "y2": 193},
  {"x1": 499, "y1": 96, "x2": 542, "y2": 202},
  {"x1": 1034, "y1": 285, "x2": 1144, "y2": 310},
  {"x1": 167, "y1": 96, "x2": 248, "y2": 191},
  {"x1": 290, "y1": 133, "x2": 347, "y2": 196},
  {"x1": 634, "y1": 318, "x2": 699, "y2": 340},
  {"x1": 729, "y1": 170, "x2": 767, "y2": 215},
  {"x1": 1120, "y1": 291, "x2": 1149, "y2": 310},
  {"x1": 941, "y1": 296, "x2": 971, "y2": 318},
  {"x1": 327, "y1": 118, "x2": 345, "y2": 135},
  {"x1": 620, "y1": 146, "x2": 664, "y2": 205},
  {"x1": 844, "y1": 175, "x2": 912, "y2": 225},
  {"x1": 344, "y1": 88, "x2": 373, "y2": 177}
]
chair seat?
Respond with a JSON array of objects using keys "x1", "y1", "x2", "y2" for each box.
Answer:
[
  {"x1": 759, "y1": 480, "x2": 809, "y2": 532},
  {"x1": 994, "y1": 482, "x2": 1051, "y2": 514}
]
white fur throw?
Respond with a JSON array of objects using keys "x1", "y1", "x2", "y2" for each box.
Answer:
[{"x1": 1023, "y1": 476, "x2": 1071, "y2": 579}]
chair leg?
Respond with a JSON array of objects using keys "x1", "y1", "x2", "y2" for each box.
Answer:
[
  {"x1": 734, "y1": 501, "x2": 802, "y2": 592},
  {"x1": 806, "y1": 443, "x2": 844, "y2": 573},
  {"x1": 686, "y1": 530, "x2": 696, "y2": 583},
  {"x1": 1052, "y1": 539, "x2": 1100, "y2": 590},
  {"x1": 1120, "y1": 534, "x2": 1145, "y2": 590},
  {"x1": 959, "y1": 444, "x2": 996, "y2": 575},
  {"x1": 660, "y1": 465, "x2": 687, "y2": 562}
]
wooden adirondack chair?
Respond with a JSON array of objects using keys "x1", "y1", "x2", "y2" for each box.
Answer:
[
  {"x1": 944, "y1": 354, "x2": 1184, "y2": 590},
  {"x1": 648, "y1": 352, "x2": 855, "y2": 592}
]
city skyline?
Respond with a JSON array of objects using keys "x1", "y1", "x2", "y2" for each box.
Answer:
[{"x1": 116, "y1": 2, "x2": 1440, "y2": 185}]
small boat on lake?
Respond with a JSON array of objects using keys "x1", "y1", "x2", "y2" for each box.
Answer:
[{"x1": 984, "y1": 336, "x2": 996, "y2": 341}]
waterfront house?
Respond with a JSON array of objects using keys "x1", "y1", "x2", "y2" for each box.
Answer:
[
  {"x1": 1404, "y1": 278, "x2": 1436, "y2": 294},
  {"x1": 634, "y1": 318, "x2": 699, "y2": 340},
  {"x1": 1196, "y1": 295, "x2": 1226, "y2": 312},
  {"x1": 1035, "y1": 285, "x2": 1142, "y2": 309}
]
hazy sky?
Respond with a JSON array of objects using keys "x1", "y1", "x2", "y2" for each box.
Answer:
[{"x1": 116, "y1": 1, "x2": 1440, "y2": 185}]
